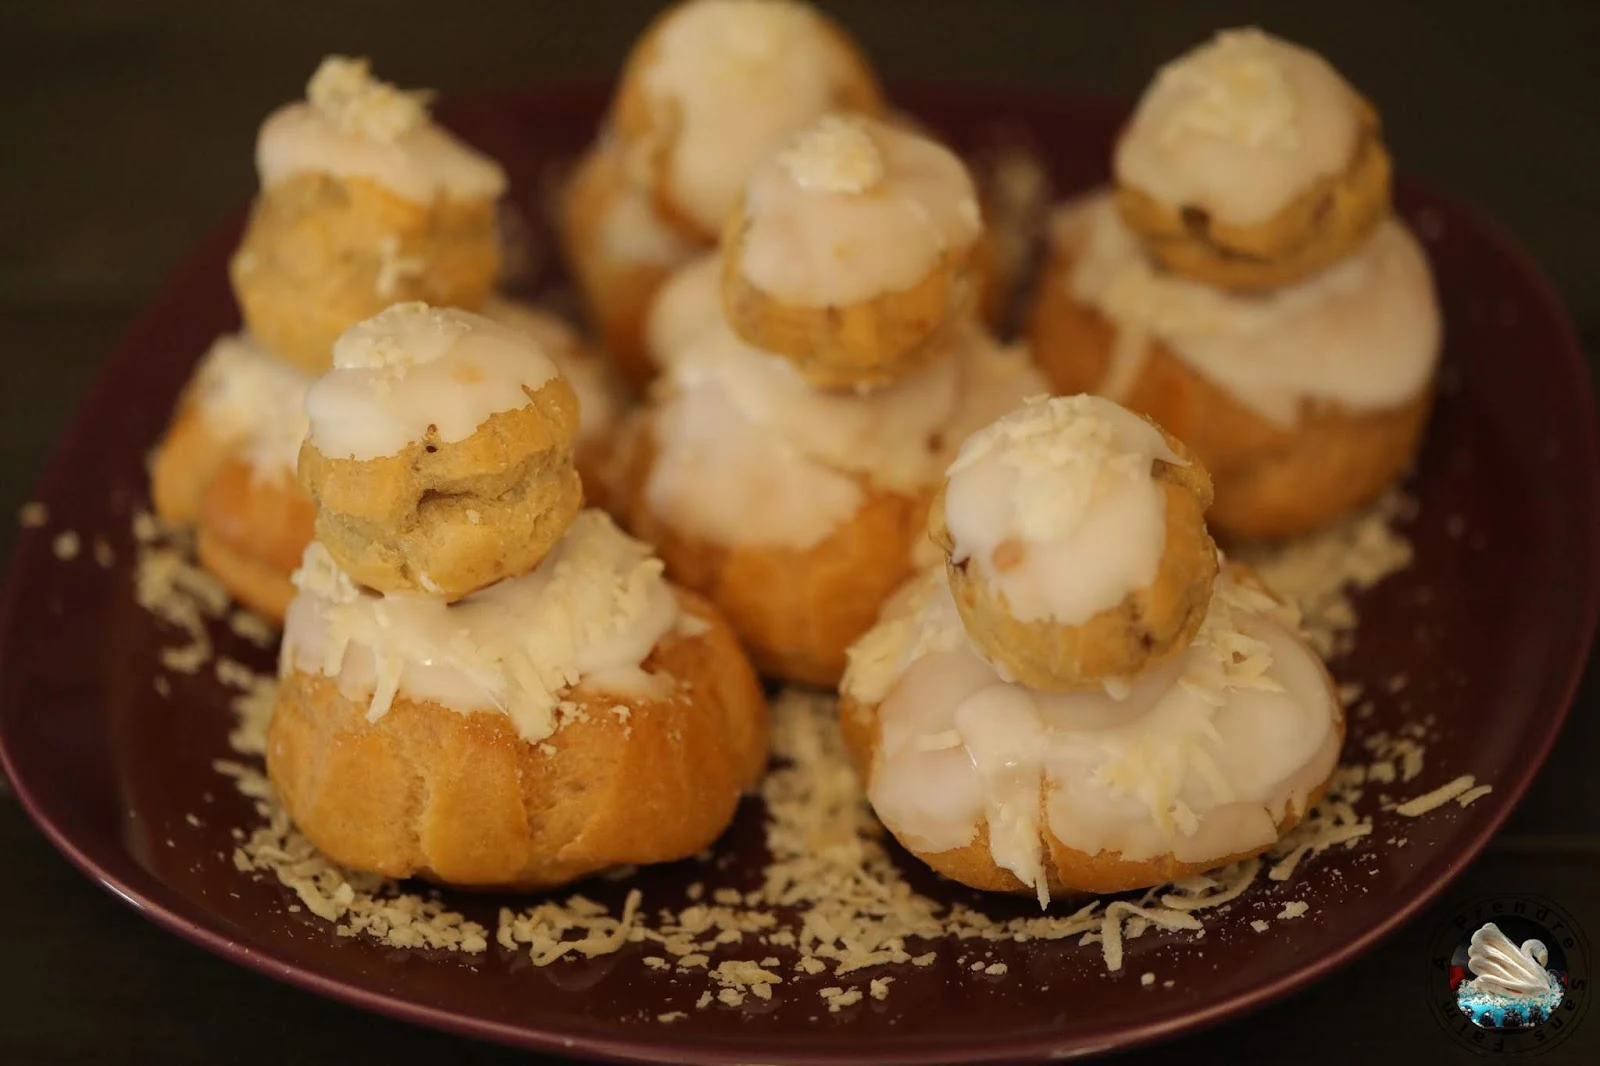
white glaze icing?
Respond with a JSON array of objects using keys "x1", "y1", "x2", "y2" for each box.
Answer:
[
  {"x1": 1058, "y1": 192, "x2": 1439, "y2": 426},
  {"x1": 644, "y1": 252, "x2": 722, "y2": 371},
  {"x1": 843, "y1": 568, "x2": 1340, "y2": 900},
  {"x1": 591, "y1": 139, "x2": 704, "y2": 267},
  {"x1": 644, "y1": 316, "x2": 1045, "y2": 549},
  {"x1": 189, "y1": 333, "x2": 313, "y2": 479},
  {"x1": 282, "y1": 510, "x2": 680, "y2": 742},
  {"x1": 305, "y1": 302, "x2": 561, "y2": 460},
  {"x1": 257, "y1": 56, "x2": 507, "y2": 203},
  {"x1": 1114, "y1": 28, "x2": 1362, "y2": 225},
  {"x1": 740, "y1": 114, "x2": 982, "y2": 305},
  {"x1": 636, "y1": 0, "x2": 872, "y2": 233},
  {"x1": 479, "y1": 296, "x2": 621, "y2": 443},
  {"x1": 943, "y1": 395, "x2": 1184, "y2": 625}
]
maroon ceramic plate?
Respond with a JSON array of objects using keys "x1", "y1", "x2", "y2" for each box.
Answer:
[{"x1": 2, "y1": 87, "x2": 1597, "y2": 1065}]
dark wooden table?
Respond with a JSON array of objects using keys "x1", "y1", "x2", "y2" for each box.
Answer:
[{"x1": 2, "y1": 2, "x2": 1596, "y2": 1063}]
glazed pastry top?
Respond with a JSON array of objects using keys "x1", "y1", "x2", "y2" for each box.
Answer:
[
  {"x1": 592, "y1": 138, "x2": 703, "y2": 267},
  {"x1": 630, "y1": 0, "x2": 876, "y2": 233},
  {"x1": 843, "y1": 567, "x2": 1341, "y2": 903},
  {"x1": 189, "y1": 334, "x2": 312, "y2": 478},
  {"x1": 644, "y1": 252, "x2": 722, "y2": 371},
  {"x1": 643, "y1": 317, "x2": 1045, "y2": 549},
  {"x1": 738, "y1": 114, "x2": 983, "y2": 305},
  {"x1": 282, "y1": 510, "x2": 683, "y2": 742},
  {"x1": 1114, "y1": 28, "x2": 1363, "y2": 226},
  {"x1": 1058, "y1": 192, "x2": 1440, "y2": 426},
  {"x1": 479, "y1": 297, "x2": 620, "y2": 444},
  {"x1": 305, "y1": 302, "x2": 562, "y2": 461},
  {"x1": 257, "y1": 56, "x2": 507, "y2": 204},
  {"x1": 943, "y1": 395, "x2": 1185, "y2": 626}
]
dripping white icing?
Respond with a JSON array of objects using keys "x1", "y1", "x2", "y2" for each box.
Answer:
[
  {"x1": 740, "y1": 114, "x2": 982, "y2": 305},
  {"x1": 189, "y1": 333, "x2": 312, "y2": 478},
  {"x1": 1114, "y1": 28, "x2": 1362, "y2": 225},
  {"x1": 644, "y1": 252, "x2": 723, "y2": 372},
  {"x1": 479, "y1": 296, "x2": 620, "y2": 444},
  {"x1": 257, "y1": 56, "x2": 506, "y2": 203},
  {"x1": 843, "y1": 569, "x2": 1340, "y2": 899},
  {"x1": 1057, "y1": 192, "x2": 1439, "y2": 427},
  {"x1": 282, "y1": 510, "x2": 680, "y2": 742},
  {"x1": 943, "y1": 395, "x2": 1184, "y2": 625},
  {"x1": 305, "y1": 302, "x2": 561, "y2": 461}
]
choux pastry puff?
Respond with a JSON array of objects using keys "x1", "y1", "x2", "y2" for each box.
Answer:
[
  {"x1": 608, "y1": 117, "x2": 1043, "y2": 687},
  {"x1": 1112, "y1": 28, "x2": 1392, "y2": 293},
  {"x1": 269, "y1": 302, "x2": 767, "y2": 890},
  {"x1": 721, "y1": 113, "x2": 985, "y2": 390},
  {"x1": 232, "y1": 56, "x2": 506, "y2": 371},
  {"x1": 560, "y1": 0, "x2": 884, "y2": 387},
  {"x1": 841, "y1": 395, "x2": 1344, "y2": 904},
  {"x1": 149, "y1": 334, "x2": 316, "y2": 622},
  {"x1": 1029, "y1": 190, "x2": 1439, "y2": 539}
]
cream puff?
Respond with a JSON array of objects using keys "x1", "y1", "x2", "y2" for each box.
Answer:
[
  {"x1": 842, "y1": 561, "x2": 1343, "y2": 902},
  {"x1": 720, "y1": 114, "x2": 985, "y2": 389},
  {"x1": 557, "y1": 138, "x2": 704, "y2": 390},
  {"x1": 296, "y1": 303, "x2": 582, "y2": 600},
  {"x1": 270, "y1": 512, "x2": 768, "y2": 890},
  {"x1": 231, "y1": 56, "x2": 507, "y2": 371},
  {"x1": 642, "y1": 251, "x2": 722, "y2": 375},
  {"x1": 1029, "y1": 192, "x2": 1439, "y2": 539},
  {"x1": 150, "y1": 334, "x2": 315, "y2": 621},
  {"x1": 1112, "y1": 28, "x2": 1391, "y2": 292},
  {"x1": 929, "y1": 395, "x2": 1217, "y2": 693},
  {"x1": 607, "y1": 0, "x2": 884, "y2": 240},
  {"x1": 608, "y1": 315, "x2": 1045, "y2": 686}
]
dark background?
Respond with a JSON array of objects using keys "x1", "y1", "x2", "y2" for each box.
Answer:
[{"x1": 1, "y1": 2, "x2": 1597, "y2": 1063}]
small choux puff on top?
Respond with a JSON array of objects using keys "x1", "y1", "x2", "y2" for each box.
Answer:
[
  {"x1": 1113, "y1": 28, "x2": 1392, "y2": 292},
  {"x1": 297, "y1": 303, "x2": 583, "y2": 601},
  {"x1": 609, "y1": 0, "x2": 884, "y2": 240},
  {"x1": 149, "y1": 334, "x2": 316, "y2": 622},
  {"x1": 721, "y1": 114, "x2": 985, "y2": 390},
  {"x1": 841, "y1": 398, "x2": 1344, "y2": 904},
  {"x1": 232, "y1": 57, "x2": 506, "y2": 371},
  {"x1": 929, "y1": 395, "x2": 1217, "y2": 693}
]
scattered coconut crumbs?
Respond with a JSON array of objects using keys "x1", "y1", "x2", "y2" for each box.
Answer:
[
  {"x1": 1250, "y1": 920, "x2": 1270, "y2": 933},
  {"x1": 18, "y1": 501, "x2": 48, "y2": 528},
  {"x1": 1396, "y1": 774, "x2": 1482, "y2": 817},
  {"x1": 1277, "y1": 901, "x2": 1310, "y2": 920},
  {"x1": 52, "y1": 530, "x2": 80, "y2": 561},
  {"x1": 1140, "y1": 972, "x2": 1155, "y2": 987}
]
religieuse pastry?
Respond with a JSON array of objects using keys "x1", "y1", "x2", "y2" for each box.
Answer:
[
  {"x1": 1112, "y1": 28, "x2": 1392, "y2": 292},
  {"x1": 232, "y1": 56, "x2": 507, "y2": 371},
  {"x1": 721, "y1": 114, "x2": 984, "y2": 389},
  {"x1": 841, "y1": 395, "x2": 1344, "y2": 903},
  {"x1": 268, "y1": 302, "x2": 767, "y2": 890},
  {"x1": 149, "y1": 335, "x2": 315, "y2": 621},
  {"x1": 608, "y1": 115, "x2": 1044, "y2": 687},
  {"x1": 559, "y1": 0, "x2": 885, "y2": 387},
  {"x1": 1029, "y1": 31, "x2": 1440, "y2": 539}
]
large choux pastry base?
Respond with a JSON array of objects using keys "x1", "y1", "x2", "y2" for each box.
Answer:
[
  {"x1": 232, "y1": 173, "x2": 500, "y2": 372},
  {"x1": 268, "y1": 589, "x2": 768, "y2": 890},
  {"x1": 1028, "y1": 250, "x2": 1433, "y2": 539},
  {"x1": 1114, "y1": 101, "x2": 1391, "y2": 293},
  {"x1": 609, "y1": 419, "x2": 928, "y2": 688}
]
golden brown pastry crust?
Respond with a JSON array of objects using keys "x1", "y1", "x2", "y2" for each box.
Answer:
[
  {"x1": 838, "y1": 564, "x2": 1345, "y2": 897},
  {"x1": 231, "y1": 173, "x2": 500, "y2": 372},
  {"x1": 929, "y1": 446, "x2": 1218, "y2": 692},
  {"x1": 609, "y1": 415, "x2": 929, "y2": 688},
  {"x1": 268, "y1": 589, "x2": 768, "y2": 890},
  {"x1": 608, "y1": 4, "x2": 885, "y2": 240},
  {"x1": 558, "y1": 142, "x2": 704, "y2": 391},
  {"x1": 1113, "y1": 99, "x2": 1391, "y2": 292},
  {"x1": 297, "y1": 377, "x2": 584, "y2": 600},
  {"x1": 150, "y1": 402, "x2": 225, "y2": 529},
  {"x1": 1027, "y1": 239, "x2": 1431, "y2": 540},
  {"x1": 719, "y1": 203, "x2": 979, "y2": 391},
  {"x1": 194, "y1": 459, "x2": 315, "y2": 622}
]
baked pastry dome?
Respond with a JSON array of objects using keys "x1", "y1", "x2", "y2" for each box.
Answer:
[
  {"x1": 1113, "y1": 28, "x2": 1391, "y2": 292},
  {"x1": 231, "y1": 56, "x2": 506, "y2": 370}
]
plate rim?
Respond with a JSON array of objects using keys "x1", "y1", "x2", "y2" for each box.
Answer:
[{"x1": 3, "y1": 83, "x2": 1598, "y2": 1066}]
